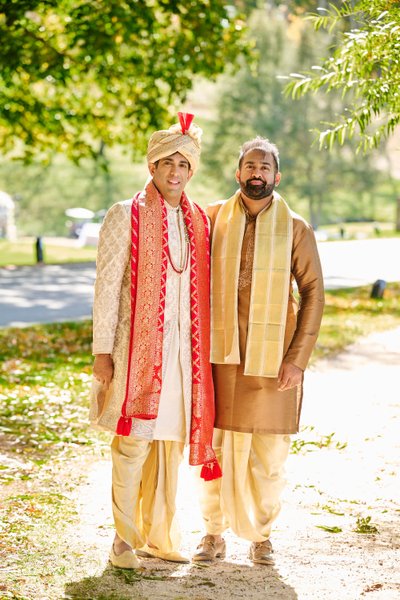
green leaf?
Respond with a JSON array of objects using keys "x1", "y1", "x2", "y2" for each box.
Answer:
[{"x1": 316, "y1": 525, "x2": 343, "y2": 533}]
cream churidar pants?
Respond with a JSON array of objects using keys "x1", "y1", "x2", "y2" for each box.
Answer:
[
  {"x1": 111, "y1": 436, "x2": 184, "y2": 553},
  {"x1": 199, "y1": 429, "x2": 291, "y2": 542}
]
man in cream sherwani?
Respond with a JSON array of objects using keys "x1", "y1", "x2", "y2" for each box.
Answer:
[
  {"x1": 193, "y1": 137, "x2": 325, "y2": 565},
  {"x1": 90, "y1": 114, "x2": 219, "y2": 569}
]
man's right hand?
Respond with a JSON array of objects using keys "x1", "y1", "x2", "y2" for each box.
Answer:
[{"x1": 93, "y1": 354, "x2": 114, "y2": 389}]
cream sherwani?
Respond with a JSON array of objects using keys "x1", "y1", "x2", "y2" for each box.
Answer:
[
  {"x1": 91, "y1": 197, "x2": 192, "y2": 552},
  {"x1": 90, "y1": 199, "x2": 192, "y2": 440}
]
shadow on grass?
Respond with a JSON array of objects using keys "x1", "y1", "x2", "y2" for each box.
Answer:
[{"x1": 64, "y1": 561, "x2": 299, "y2": 600}]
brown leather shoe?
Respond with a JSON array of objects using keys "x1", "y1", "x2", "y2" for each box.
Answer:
[
  {"x1": 192, "y1": 535, "x2": 226, "y2": 562},
  {"x1": 249, "y1": 540, "x2": 274, "y2": 565}
]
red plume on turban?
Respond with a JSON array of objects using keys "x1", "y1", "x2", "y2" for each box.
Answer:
[
  {"x1": 178, "y1": 112, "x2": 194, "y2": 134},
  {"x1": 147, "y1": 112, "x2": 202, "y2": 172}
]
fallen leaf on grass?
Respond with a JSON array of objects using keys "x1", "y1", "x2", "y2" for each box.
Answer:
[
  {"x1": 316, "y1": 525, "x2": 343, "y2": 533},
  {"x1": 354, "y1": 515, "x2": 379, "y2": 534}
]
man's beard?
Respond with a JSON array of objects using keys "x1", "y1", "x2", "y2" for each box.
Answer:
[{"x1": 240, "y1": 178, "x2": 275, "y2": 200}]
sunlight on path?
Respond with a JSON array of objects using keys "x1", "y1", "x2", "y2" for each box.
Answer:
[{"x1": 71, "y1": 327, "x2": 400, "y2": 599}]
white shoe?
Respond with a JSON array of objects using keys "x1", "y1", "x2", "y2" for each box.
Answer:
[
  {"x1": 136, "y1": 543, "x2": 189, "y2": 563},
  {"x1": 110, "y1": 545, "x2": 140, "y2": 569}
]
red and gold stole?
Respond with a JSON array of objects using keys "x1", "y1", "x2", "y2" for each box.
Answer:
[{"x1": 116, "y1": 181, "x2": 220, "y2": 481}]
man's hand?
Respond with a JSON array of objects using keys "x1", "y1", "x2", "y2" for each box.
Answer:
[
  {"x1": 93, "y1": 354, "x2": 114, "y2": 389},
  {"x1": 277, "y1": 361, "x2": 303, "y2": 392}
]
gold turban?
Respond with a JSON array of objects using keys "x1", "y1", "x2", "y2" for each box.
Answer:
[{"x1": 147, "y1": 113, "x2": 202, "y2": 173}]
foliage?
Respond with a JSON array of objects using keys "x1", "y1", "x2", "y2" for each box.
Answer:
[
  {"x1": 0, "y1": 321, "x2": 108, "y2": 599},
  {"x1": 0, "y1": 320, "x2": 96, "y2": 461},
  {"x1": 284, "y1": 0, "x2": 400, "y2": 151},
  {"x1": 321, "y1": 504, "x2": 345, "y2": 516},
  {"x1": 233, "y1": 0, "x2": 344, "y2": 16},
  {"x1": 319, "y1": 221, "x2": 400, "y2": 240},
  {"x1": 202, "y1": 6, "x2": 389, "y2": 227},
  {"x1": 291, "y1": 427, "x2": 347, "y2": 454},
  {"x1": 0, "y1": 283, "x2": 398, "y2": 466},
  {"x1": 315, "y1": 282, "x2": 400, "y2": 361},
  {"x1": 0, "y1": 147, "x2": 150, "y2": 235},
  {"x1": 0, "y1": 489, "x2": 79, "y2": 599},
  {"x1": 354, "y1": 515, "x2": 379, "y2": 534},
  {"x1": 0, "y1": 0, "x2": 248, "y2": 162},
  {"x1": 203, "y1": 8, "x2": 290, "y2": 193},
  {"x1": 0, "y1": 299, "x2": 393, "y2": 597},
  {"x1": 316, "y1": 524, "x2": 343, "y2": 533}
]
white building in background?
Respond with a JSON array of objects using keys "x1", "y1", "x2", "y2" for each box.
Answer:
[{"x1": 0, "y1": 191, "x2": 16, "y2": 240}]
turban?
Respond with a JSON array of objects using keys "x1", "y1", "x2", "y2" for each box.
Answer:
[{"x1": 147, "y1": 112, "x2": 202, "y2": 173}]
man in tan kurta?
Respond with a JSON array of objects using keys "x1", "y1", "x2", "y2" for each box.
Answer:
[
  {"x1": 90, "y1": 114, "x2": 218, "y2": 569},
  {"x1": 193, "y1": 137, "x2": 325, "y2": 565}
]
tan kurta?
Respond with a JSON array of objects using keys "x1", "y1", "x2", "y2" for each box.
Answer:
[{"x1": 207, "y1": 200, "x2": 324, "y2": 435}]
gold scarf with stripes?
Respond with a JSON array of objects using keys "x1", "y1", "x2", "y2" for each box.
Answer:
[{"x1": 211, "y1": 190, "x2": 293, "y2": 377}]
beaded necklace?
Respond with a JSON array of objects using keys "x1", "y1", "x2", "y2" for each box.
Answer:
[{"x1": 167, "y1": 205, "x2": 189, "y2": 274}]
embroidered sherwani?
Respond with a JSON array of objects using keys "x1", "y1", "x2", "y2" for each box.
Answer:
[
  {"x1": 199, "y1": 195, "x2": 324, "y2": 543},
  {"x1": 90, "y1": 199, "x2": 192, "y2": 443},
  {"x1": 90, "y1": 196, "x2": 194, "y2": 552}
]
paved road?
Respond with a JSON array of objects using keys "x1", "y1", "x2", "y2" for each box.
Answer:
[
  {"x1": 318, "y1": 237, "x2": 399, "y2": 289},
  {"x1": 0, "y1": 262, "x2": 96, "y2": 327},
  {"x1": 0, "y1": 238, "x2": 399, "y2": 327}
]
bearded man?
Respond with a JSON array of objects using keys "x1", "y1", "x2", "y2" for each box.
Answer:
[
  {"x1": 90, "y1": 113, "x2": 220, "y2": 569},
  {"x1": 193, "y1": 137, "x2": 324, "y2": 565}
]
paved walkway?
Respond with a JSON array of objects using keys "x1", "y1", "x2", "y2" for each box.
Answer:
[
  {"x1": 0, "y1": 262, "x2": 95, "y2": 327},
  {"x1": 1, "y1": 237, "x2": 399, "y2": 327},
  {"x1": 68, "y1": 327, "x2": 400, "y2": 600}
]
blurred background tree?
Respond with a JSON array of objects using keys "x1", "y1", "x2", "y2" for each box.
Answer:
[
  {"x1": 0, "y1": 0, "x2": 398, "y2": 236},
  {"x1": 0, "y1": 0, "x2": 248, "y2": 161},
  {"x1": 201, "y1": 4, "x2": 391, "y2": 228},
  {"x1": 284, "y1": 0, "x2": 400, "y2": 151}
]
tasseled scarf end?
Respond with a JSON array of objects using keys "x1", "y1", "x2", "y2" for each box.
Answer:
[
  {"x1": 116, "y1": 416, "x2": 133, "y2": 436},
  {"x1": 200, "y1": 459, "x2": 222, "y2": 481}
]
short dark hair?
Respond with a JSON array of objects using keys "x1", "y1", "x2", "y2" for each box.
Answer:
[{"x1": 238, "y1": 137, "x2": 280, "y2": 172}]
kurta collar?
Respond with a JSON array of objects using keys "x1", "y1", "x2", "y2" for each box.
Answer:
[{"x1": 238, "y1": 192, "x2": 275, "y2": 222}]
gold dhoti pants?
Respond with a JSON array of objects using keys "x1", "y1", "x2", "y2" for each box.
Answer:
[
  {"x1": 199, "y1": 429, "x2": 291, "y2": 542},
  {"x1": 111, "y1": 436, "x2": 184, "y2": 553}
]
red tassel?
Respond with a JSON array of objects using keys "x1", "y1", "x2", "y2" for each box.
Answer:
[
  {"x1": 178, "y1": 112, "x2": 194, "y2": 134},
  {"x1": 200, "y1": 459, "x2": 222, "y2": 481},
  {"x1": 116, "y1": 416, "x2": 132, "y2": 436}
]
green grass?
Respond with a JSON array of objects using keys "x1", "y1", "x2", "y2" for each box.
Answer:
[
  {"x1": 0, "y1": 238, "x2": 97, "y2": 266},
  {"x1": 2, "y1": 219, "x2": 398, "y2": 269},
  {"x1": 0, "y1": 321, "x2": 96, "y2": 458},
  {"x1": 0, "y1": 282, "x2": 398, "y2": 462},
  {"x1": 291, "y1": 427, "x2": 347, "y2": 454},
  {"x1": 353, "y1": 515, "x2": 379, "y2": 534},
  {"x1": 318, "y1": 221, "x2": 400, "y2": 241},
  {"x1": 0, "y1": 286, "x2": 399, "y2": 598},
  {"x1": 312, "y1": 282, "x2": 400, "y2": 362},
  {"x1": 0, "y1": 321, "x2": 108, "y2": 599}
]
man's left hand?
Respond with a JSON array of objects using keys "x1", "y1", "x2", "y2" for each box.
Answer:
[{"x1": 277, "y1": 361, "x2": 303, "y2": 392}]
